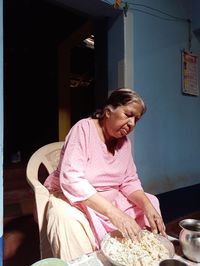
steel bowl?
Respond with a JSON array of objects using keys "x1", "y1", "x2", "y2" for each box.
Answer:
[
  {"x1": 159, "y1": 259, "x2": 187, "y2": 266},
  {"x1": 179, "y1": 219, "x2": 200, "y2": 262}
]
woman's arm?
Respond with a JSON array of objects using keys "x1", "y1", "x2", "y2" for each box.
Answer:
[
  {"x1": 83, "y1": 192, "x2": 142, "y2": 240},
  {"x1": 128, "y1": 190, "x2": 166, "y2": 236}
]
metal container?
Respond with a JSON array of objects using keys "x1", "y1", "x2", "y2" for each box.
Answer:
[
  {"x1": 179, "y1": 219, "x2": 200, "y2": 262},
  {"x1": 159, "y1": 259, "x2": 187, "y2": 265}
]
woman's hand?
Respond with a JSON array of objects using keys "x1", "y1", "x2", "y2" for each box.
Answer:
[
  {"x1": 143, "y1": 204, "x2": 166, "y2": 237},
  {"x1": 128, "y1": 190, "x2": 167, "y2": 237},
  {"x1": 108, "y1": 208, "x2": 142, "y2": 240},
  {"x1": 83, "y1": 193, "x2": 142, "y2": 240}
]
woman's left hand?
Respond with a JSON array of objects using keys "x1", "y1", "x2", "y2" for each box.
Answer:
[
  {"x1": 143, "y1": 205, "x2": 166, "y2": 237},
  {"x1": 128, "y1": 190, "x2": 167, "y2": 237}
]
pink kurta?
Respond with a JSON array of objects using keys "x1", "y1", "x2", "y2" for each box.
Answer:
[{"x1": 44, "y1": 118, "x2": 150, "y2": 246}]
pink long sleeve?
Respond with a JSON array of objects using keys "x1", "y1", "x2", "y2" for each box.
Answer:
[{"x1": 60, "y1": 120, "x2": 97, "y2": 203}]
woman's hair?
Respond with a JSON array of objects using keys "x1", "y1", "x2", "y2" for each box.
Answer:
[{"x1": 91, "y1": 88, "x2": 146, "y2": 120}]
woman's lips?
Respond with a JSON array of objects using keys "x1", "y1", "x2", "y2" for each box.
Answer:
[{"x1": 120, "y1": 128, "x2": 128, "y2": 135}]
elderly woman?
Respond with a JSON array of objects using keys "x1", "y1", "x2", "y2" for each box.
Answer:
[{"x1": 44, "y1": 88, "x2": 166, "y2": 261}]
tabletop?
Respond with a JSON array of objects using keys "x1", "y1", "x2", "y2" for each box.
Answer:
[{"x1": 68, "y1": 236, "x2": 200, "y2": 266}]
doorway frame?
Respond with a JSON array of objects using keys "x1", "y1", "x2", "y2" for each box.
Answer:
[{"x1": 53, "y1": 0, "x2": 133, "y2": 139}]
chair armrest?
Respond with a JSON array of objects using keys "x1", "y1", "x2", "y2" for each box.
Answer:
[{"x1": 27, "y1": 177, "x2": 49, "y2": 196}]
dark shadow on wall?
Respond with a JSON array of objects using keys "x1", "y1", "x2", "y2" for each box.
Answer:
[{"x1": 157, "y1": 183, "x2": 200, "y2": 223}]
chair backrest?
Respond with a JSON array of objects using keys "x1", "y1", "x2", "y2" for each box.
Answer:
[{"x1": 26, "y1": 141, "x2": 64, "y2": 259}]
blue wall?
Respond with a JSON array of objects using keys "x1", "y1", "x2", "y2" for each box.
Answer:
[
  {"x1": 132, "y1": 0, "x2": 200, "y2": 193},
  {"x1": 0, "y1": 0, "x2": 3, "y2": 263},
  {"x1": 104, "y1": 0, "x2": 200, "y2": 194}
]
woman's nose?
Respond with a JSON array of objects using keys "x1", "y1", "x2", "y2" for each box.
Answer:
[{"x1": 127, "y1": 117, "x2": 135, "y2": 127}]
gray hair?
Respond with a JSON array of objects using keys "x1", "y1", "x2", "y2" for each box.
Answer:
[{"x1": 91, "y1": 88, "x2": 146, "y2": 120}]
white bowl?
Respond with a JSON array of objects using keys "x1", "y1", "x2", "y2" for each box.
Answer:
[
  {"x1": 31, "y1": 258, "x2": 68, "y2": 266},
  {"x1": 101, "y1": 230, "x2": 175, "y2": 266}
]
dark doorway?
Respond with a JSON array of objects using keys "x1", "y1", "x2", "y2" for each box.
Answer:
[{"x1": 3, "y1": 0, "x2": 98, "y2": 163}]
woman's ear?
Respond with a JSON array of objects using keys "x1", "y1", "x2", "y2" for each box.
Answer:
[
  {"x1": 105, "y1": 109, "x2": 110, "y2": 118},
  {"x1": 105, "y1": 106, "x2": 112, "y2": 118}
]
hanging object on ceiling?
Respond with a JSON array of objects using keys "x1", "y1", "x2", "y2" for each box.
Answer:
[
  {"x1": 123, "y1": 2, "x2": 129, "y2": 17},
  {"x1": 83, "y1": 35, "x2": 94, "y2": 49},
  {"x1": 113, "y1": 0, "x2": 129, "y2": 16},
  {"x1": 114, "y1": 0, "x2": 121, "y2": 9}
]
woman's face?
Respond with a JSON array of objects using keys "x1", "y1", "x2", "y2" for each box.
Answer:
[{"x1": 104, "y1": 101, "x2": 143, "y2": 139}]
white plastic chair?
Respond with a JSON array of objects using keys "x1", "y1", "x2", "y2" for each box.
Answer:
[{"x1": 26, "y1": 141, "x2": 64, "y2": 259}]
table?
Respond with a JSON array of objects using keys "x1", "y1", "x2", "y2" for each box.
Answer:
[{"x1": 68, "y1": 236, "x2": 200, "y2": 266}]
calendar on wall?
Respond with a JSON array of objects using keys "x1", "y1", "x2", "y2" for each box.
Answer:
[{"x1": 182, "y1": 50, "x2": 199, "y2": 96}]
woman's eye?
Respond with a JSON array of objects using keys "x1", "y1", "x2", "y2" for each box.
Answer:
[
  {"x1": 135, "y1": 116, "x2": 140, "y2": 122},
  {"x1": 125, "y1": 113, "x2": 131, "y2": 117}
]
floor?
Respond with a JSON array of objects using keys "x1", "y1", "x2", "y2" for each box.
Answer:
[
  {"x1": 3, "y1": 215, "x2": 40, "y2": 266},
  {"x1": 3, "y1": 162, "x2": 200, "y2": 265},
  {"x1": 3, "y1": 161, "x2": 40, "y2": 266}
]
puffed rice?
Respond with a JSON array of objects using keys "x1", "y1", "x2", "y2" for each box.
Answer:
[{"x1": 102, "y1": 230, "x2": 170, "y2": 266}]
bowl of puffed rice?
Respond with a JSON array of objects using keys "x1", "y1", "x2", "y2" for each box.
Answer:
[{"x1": 101, "y1": 230, "x2": 175, "y2": 266}]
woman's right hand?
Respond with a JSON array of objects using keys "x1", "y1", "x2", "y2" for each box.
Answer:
[
  {"x1": 83, "y1": 193, "x2": 141, "y2": 240},
  {"x1": 108, "y1": 208, "x2": 142, "y2": 240}
]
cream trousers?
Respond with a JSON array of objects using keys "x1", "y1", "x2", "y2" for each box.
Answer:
[{"x1": 46, "y1": 194, "x2": 96, "y2": 262}]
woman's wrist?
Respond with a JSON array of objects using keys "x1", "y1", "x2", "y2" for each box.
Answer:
[{"x1": 128, "y1": 190, "x2": 151, "y2": 210}]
